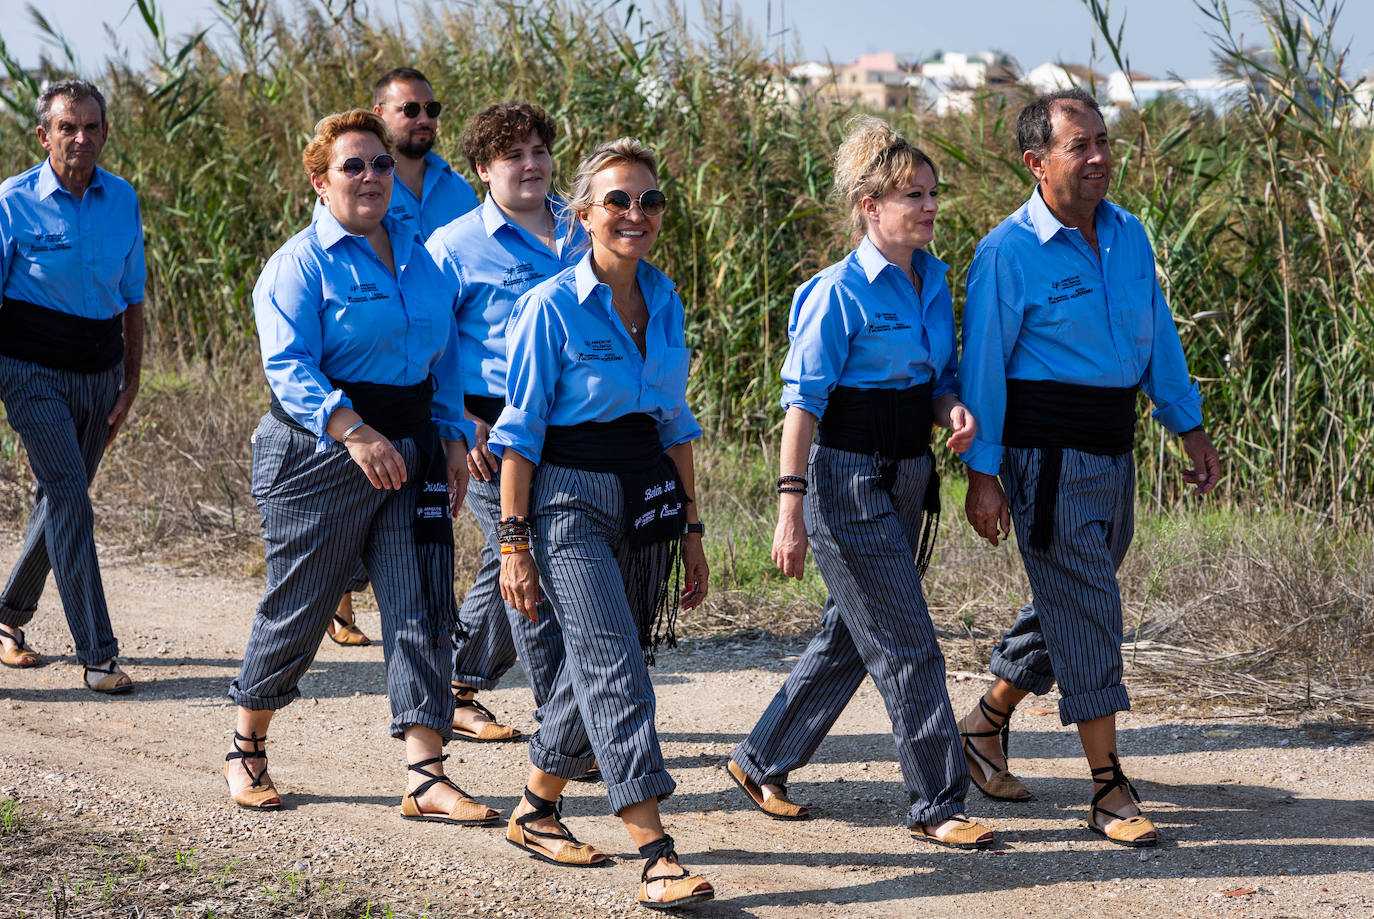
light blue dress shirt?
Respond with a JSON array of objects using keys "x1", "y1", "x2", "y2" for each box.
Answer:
[
  {"x1": 253, "y1": 209, "x2": 473, "y2": 451},
  {"x1": 958, "y1": 188, "x2": 1204, "y2": 476},
  {"x1": 311, "y1": 151, "x2": 478, "y2": 240},
  {"x1": 781, "y1": 236, "x2": 957, "y2": 419},
  {"x1": 488, "y1": 254, "x2": 701, "y2": 465},
  {"x1": 0, "y1": 160, "x2": 145, "y2": 318},
  {"x1": 425, "y1": 194, "x2": 585, "y2": 400}
]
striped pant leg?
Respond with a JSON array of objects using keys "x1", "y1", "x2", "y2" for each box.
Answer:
[
  {"x1": 992, "y1": 447, "x2": 1135, "y2": 726},
  {"x1": 451, "y1": 474, "x2": 565, "y2": 708},
  {"x1": 525, "y1": 464, "x2": 675, "y2": 813},
  {"x1": 360, "y1": 444, "x2": 458, "y2": 740},
  {"x1": 343, "y1": 564, "x2": 369, "y2": 595},
  {"x1": 0, "y1": 358, "x2": 121, "y2": 664},
  {"x1": 737, "y1": 446, "x2": 968, "y2": 825},
  {"x1": 229, "y1": 416, "x2": 387, "y2": 711}
]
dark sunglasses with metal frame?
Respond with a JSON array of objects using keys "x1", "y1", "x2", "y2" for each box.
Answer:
[
  {"x1": 332, "y1": 154, "x2": 397, "y2": 178},
  {"x1": 384, "y1": 100, "x2": 443, "y2": 119},
  {"x1": 594, "y1": 188, "x2": 667, "y2": 217}
]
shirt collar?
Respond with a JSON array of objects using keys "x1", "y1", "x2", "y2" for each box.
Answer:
[
  {"x1": 573, "y1": 253, "x2": 673, "y2": 307},
  {"x1": 312, "y1": 208, "x2": 352, "y2": 249},
  {"x1": 481, "y1": 194, "x2": 507, "y2": 237},
  {"x1": 38, "y1": 159, "x2": 104, "y2": 199},
  {"x1": 855, "y1": 235, "x2": 950, "y2": 286},
  {"x1": 1026, "y1": 186, "x2": 1119, "y2": 246},
  {"x1": 483, "y1": 193, "x2": 578, "y2": 250}
]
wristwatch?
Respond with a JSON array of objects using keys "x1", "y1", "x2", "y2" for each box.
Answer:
[{"x1": 684, "y1": 522, "x2": 705, "y2": 537}]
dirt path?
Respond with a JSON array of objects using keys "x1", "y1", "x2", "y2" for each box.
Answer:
[{"x1": 1, "y1": 541, "x2": 1371, "y2": 918}]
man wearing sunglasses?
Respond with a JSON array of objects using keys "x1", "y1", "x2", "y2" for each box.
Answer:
[{"x1": 325, "y1": 67, "x2": 483, "y2": 649}]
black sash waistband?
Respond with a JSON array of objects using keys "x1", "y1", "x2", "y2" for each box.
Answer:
[
  {"x1": 465, "y1": 394, "x2": 504, "y2": 427},
  {"x1": 817, "y1": 382, "x2": 935, "y2": 459},
  {"x1": 542, "y1": 413, "x2": 664, "y2": 474},
  {"x1": 269, "y1": 376, "x2": 435, "y2": 444},
  {"x1": 0, "y1": 296, "x2": 124, "y2": 373},
  {"x1": 1002, "y1": 380, "x2": 1137, "y2": 552}
]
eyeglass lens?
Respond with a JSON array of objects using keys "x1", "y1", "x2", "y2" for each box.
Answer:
[
  {"x1": 602, "y1": 188, "x2": 667, "y2": 216},
  {"x1": 337, "y1": 154, "x2": 397, "y2": 178},
  {"x1": 400, "y1": 101, "x2": 443, "y2": 118}
]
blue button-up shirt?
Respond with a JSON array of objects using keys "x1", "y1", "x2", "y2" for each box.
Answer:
[
  {"x1": 311, "y1": 151, "x2": 479, "y2": 240},
  {"x1": 0, "y1": 160, "x2": 145, "y2": 318},
  {"x1": 781, "y1": 236, "x2": 957, "y2": 418},
  {"x1": 426, "y1": 194, "x2": 585, "y2": 400},
  {"x1": 489, "y1": 254, "x2": 701, "y2": 464},
  {"x1": 254, "y1": 209, "x2": 473, "y2": 451},
  {"x1": 958, "y1": 188, "x2": 1203, "y2": 476}
]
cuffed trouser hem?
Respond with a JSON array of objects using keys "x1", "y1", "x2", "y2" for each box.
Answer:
[
  {"x1": 390, "y1": 708, "x2": 455, "y2": 742},
  {"x1": 0, "y1": 599, "x2": 37, "y2": 628},
  {"x1": 905, "y1": 799, "x2": 968, "y2": 829},
  {"x1": 75, "y1": 639, "x2": 119, "y2": 667},
  {"x1": 227, "y1": 681, "x2": 300, "y2": 711},
  {"x1": 607, "y1": 770, "x2": 676, "y2": 815},
  {"x1": 989, "y1": 652, "x2": 1056, "y2": 696},
  {"x1": 1057, "y1": 684, "x2": 1130, "y2": 726},
  {"x1": 528, "y1": 733, "x2": 596, "y2": 779},
  {"x1": 450, "y1": 673, "x2": 500, "y2": 692},
  {"x1": 730, "y1": 746, "x2": 787, "y2": 788}
]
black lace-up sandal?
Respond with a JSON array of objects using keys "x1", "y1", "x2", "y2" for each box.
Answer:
[
  {"x1": 957, "y1": 696, "x2": 1033, "y2": 801},
  {"x1": 1089, "y1": 753, "x2": 1158, "y2": 847},
  {"x1": 506, "y1": 788, "x2": 606, "y2": 866},
  {"x1": 636, "y1": 834, "x2": 714, "y2": 910},
  {"x1": 224, "y1": 730, "x2": 282, "y2": 810},
  {"x1": 400, "y1": 754, "x2": 499, "y2": 826}
]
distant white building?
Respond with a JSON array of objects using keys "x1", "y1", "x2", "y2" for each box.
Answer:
[
  {"x1": 919, "y1": 51, "x2": 1017, "y2": 90},
  {"x1": 1025, "y1": 62, "x2": 1102, "y2": 95},
  {"x1": 1105, "y1": 69, "x2": 1246, "y2": 112}
]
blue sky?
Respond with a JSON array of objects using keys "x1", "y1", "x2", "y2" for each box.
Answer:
[{"x1": 6, "y1": 0, "x2": 1372, "y2": 79}]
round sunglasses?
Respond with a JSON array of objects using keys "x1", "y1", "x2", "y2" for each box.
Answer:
[
  {"x1": 331, "y1": 154, "x2": 396, "y2": 179},
  {"x1": 385, "y1": 101, "x2": 442, "y2": 119},
  {"x1": 593, "y1": 188, "x2": 667, "y2": 217}
]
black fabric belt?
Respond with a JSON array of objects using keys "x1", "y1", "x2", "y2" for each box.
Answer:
[
  {"x1": 269, "y1": 375, "x2": 435, "y2": 444},
  {"x1": 1002, "y1": 379, "x2": 1138, "y2": 551},
  {"x1": 817, "y1": 382, "x2": 934, "y2": 459},
  {"x1": 542, "y1": 412, "x2": 664, "y2": 474},
  {"x1": 0, "y1": 296, "x2": 124, "y2": 373},
  {"x1": 465, "y1": 394, "x2": 504, "y2": 427}
]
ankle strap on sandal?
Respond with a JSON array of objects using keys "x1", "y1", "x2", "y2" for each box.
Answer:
[
  {"x1": 406, "y1": 753, "x2": 470, "y2": 802},
  {"x1": 1090, "y1": 753, "x2": 1141, "y2": 818},
  {"x1": 227, "y1": 730, "x2": 268, "y2": 759},
  {"x1": 516, "y1": 787, "x2": 584, "y2": 845},
  {"x1": 638, "y1": 834, "x2": 681, "y2": 882}
]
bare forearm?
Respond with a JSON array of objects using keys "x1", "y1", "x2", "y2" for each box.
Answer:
[
  {"x1": 665, "y1": 440, "x2": 700, "y2": 525},
  {"x1": 779, "y1": 406, "x2": 816, "y2": 479},
  {"x1": 121, "y1": 302, "x2": 144, "y2": 392},
  {"x1": 500, "y1": 451, "x2": 536, "y2": 518}
]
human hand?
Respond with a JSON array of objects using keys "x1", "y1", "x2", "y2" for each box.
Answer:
[
  {"x1": 680, "y1": 533, "x2": 710, "y2": 610},
  {"x1": 346, "y1": 427, "x2": 407, "y2": 490},
  {"x1": 1180, "y1": 429, "x2": 1221, "y2": 496},
  {"x1": 945, "y1": 403, "x2": 977, "y2": 453},
  {"x1": 500, "y1": 552, "x2": 541, "y2": 622},
  {"x1": 466, "y1": 420, "x2": 500, "y2": 482},
  {"x1": 445, "y1": 438, "x2": 469, "y2": 514},
  {"x1": 966, "y1": 470, "x2": 1011, "y2": 546},
  {"x1": 771, "y1": 498, "x2": 808, "y2": 579}
]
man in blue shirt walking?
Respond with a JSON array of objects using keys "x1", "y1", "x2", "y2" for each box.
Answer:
[
  {"x1": 956, "y1": 88, "x2": 1220, "y2": 847},
  {"x1": 0, "y1": 80, "x2": 145, "y2": 693}
]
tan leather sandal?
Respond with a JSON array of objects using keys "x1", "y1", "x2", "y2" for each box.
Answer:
[
  {"x1": 958, "y1": 696, "x2": 1033, "y2": 801},
  {"x1": 0, "y1": 625, "x2": 41, "y2": 668},
  {"x1": 909, "y1": 814, "x2": 995, "y2": 850},
  {"x1": 327, "y1": 614, "x2": 371, "y2": 646},
  {"x1": 1089, "y1": 753, "x2": 1158, "y2": 847},
  {"x1": 636, "y1": 834, "x2": 714, "y2": 910},
  {"x1": 452, "y1": 685, "x2": 523, "y2": 742},
  {"x1": 400, "y1": 754, "x2": 499, "y2": 826},
  {"x1": 224, "y1": 730, "x2": 282, "y2": 810},
  {"x1": 727, "y1": 759, "x2": 810, "y2": 820},
  {"x1": 83, "y1": 659, "x2": 133, "y2": 694},
  {"x1": 506, "y1": 788, "x2": 606, "y2": 867}
]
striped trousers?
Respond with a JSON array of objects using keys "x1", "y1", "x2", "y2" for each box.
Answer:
[
  {"x1": 0, "y1": 357, "x2": 122, "y2": 665},
  {"x1": 451, "y1": 473, "x2": 564, "y2": 711},
  {"x1": 733, "y1": 445, "x2": 968, "y2": 827},
  {"x1": 990, "y1": 447, "x2": 1135, "y2": 725},
  {"x1": 526, "y1": 463, "x2": 675, "y2": 814},
  {"x1": 228, "y1": 415, "x2": 456, "y2": 740}
]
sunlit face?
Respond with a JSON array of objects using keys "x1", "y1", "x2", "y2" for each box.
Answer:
[
  {"x1": 476, "y1": 129, "x2": 553, "y2": 215},
  {"x1": 1028, "y1": 102, "x2": 1111, "y2": 217},
  {"x1": 374, "y1": 79, "x2": 438, "y2": 159},
  {"x1": 37, "y1": 95, "x2": 108, "y2": 175},
  {"x1": 578, "y1": 161, "x2": 661, "y2": 264},
  {"x1": 865, "y1": 162, "x2": 939, "y2": 254},
  {"x1": 309, "y1": 130, "x2": 394, "y2": 234}
]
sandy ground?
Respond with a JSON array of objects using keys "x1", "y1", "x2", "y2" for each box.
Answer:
[{"x1": 1, "y1": 540, "x2": 1372, "y2": 918}]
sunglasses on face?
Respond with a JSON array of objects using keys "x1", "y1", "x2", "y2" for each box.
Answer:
[
  {"x1": 593, "y1": 188, "x2": 667, "y2": 217},
  {"x1": 389, "y1": 100, "x2": 442, "y2": 119},
  {"x1": 332, "y1": 154, "x2": 396, "y2": 178}
]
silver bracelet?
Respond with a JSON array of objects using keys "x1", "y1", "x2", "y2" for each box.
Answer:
[{"x1": 341, "y1": 420, "x2": 366, "y2": 443}]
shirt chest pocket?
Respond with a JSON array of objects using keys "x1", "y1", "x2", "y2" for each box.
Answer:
[
  {"x1": 1110, "y1": 276, "x2": 1157, "y2": 354},
  {"x1": 90, "y1": 228, "x2": 140, "y2": 285},
  {"x1": 646, "y1": 346, "x2": 691, "y2": 401}
]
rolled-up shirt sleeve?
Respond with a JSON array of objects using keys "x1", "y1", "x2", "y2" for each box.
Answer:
[
  {"x1": 780, "y1": 277, "x2": 855, "y2": 419},
  {"x1": 958, "y1": 245, "x2": 1024, "y2": 476},
  {"x1": 489, "y1": 292, "x2": 562, "y2": 464},
  {"x1": 253, "y1": 250, "x2": 349, "y2": 448},
  {"x1": 1140, "y1": 277, "x2": 1204, "y2": 434}
]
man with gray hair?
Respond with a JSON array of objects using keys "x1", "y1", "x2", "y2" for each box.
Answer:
[
  {"x1": 956, "y1": 87, "x2": 1219, "y2": 846},
  {"x1": 0, "y1": 80, "x2": 145, "y2": 693}
]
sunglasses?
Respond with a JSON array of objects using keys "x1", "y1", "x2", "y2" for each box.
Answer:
[
  {"x1": 332, "y1": 154, "x2": 396, "y2": 178},
  {"x1": 388, "y1": 100, "x2": 442, "y2": 119},
  {"x1": 593, "y1": 188, "x2": 667, "y2": 217}
]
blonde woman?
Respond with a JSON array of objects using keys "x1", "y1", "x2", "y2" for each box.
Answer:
[{"x1": 727, "y1": 116, "x2": 993, "y2": 850}]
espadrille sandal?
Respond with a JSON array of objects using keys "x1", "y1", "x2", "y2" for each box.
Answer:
[
  {"x1": 1089, "y1": 753, "x2": 1158, "y2": 847},
  {"x1": 0, "y1": 624, "x2": 40, "y2": 668},
  {"x1": 958, "y1": 696, "x2": 1033, "y2": 801},
  {"x1": 636, "y1": 834, "x2": 714, "y2": 910},
  {"x1": 83, "y1": 659, "x2": 133, "y2": 694},
  {"x1": 909, "y1": 815, "x2": 995, "y2": 850},
  {"x1": 726, "y1": 759, "x2": 810, "y2": 820},
  {"x1": 327, "y1": 614, "x2": 371, "y2": 646},
  {"x1": 224, "y1": 730, "x2": 282, "y2": 810},
  {"x1": 451, "y1": 685, "x2": 524, "y2": 742},
  {"x1": 506, "y1": 788, "x2": 606, "y2": 867},
  {"x1": 401, "y1": 754, "x2": 499, "y2": 826}
]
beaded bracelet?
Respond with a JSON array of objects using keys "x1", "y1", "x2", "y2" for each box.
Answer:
[
  {"x1": 776, "y1": 474, "x2": 808, "y2": 488},
  {"x1": 777, "y1": 485, "x2": 807, "y2": 495}
]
